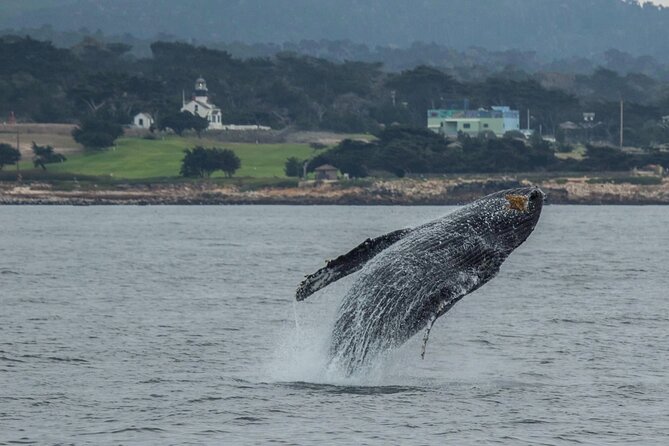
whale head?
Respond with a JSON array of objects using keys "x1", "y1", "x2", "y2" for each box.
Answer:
[{"x1": 461, "y1": 186, "x2": 545, "y2": 255}]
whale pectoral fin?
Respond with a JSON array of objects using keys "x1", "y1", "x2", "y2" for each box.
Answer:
[
  {"x1": 420, "y1": 290, "x2": 468, "y2": 359},
  {"x1": 421, "y1": 314, "x2": 438, "y2": 359},
  {"x1": 296, "y1": 228, "x2": 411, "y2": 301}
]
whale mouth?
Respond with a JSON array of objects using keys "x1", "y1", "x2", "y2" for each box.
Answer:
[{"x1": 505, "y1": 194, "x2": 529, "y2": 212}]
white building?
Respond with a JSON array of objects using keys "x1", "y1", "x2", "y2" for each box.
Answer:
[
  {"x1": 181, "y1": 77, "x2": 223, "y2": 130},
  {"x1": 133, "y1": 112, "x2": 154, "y2": 129}
]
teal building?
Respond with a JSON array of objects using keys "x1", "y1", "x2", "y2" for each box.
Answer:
[{"x1": 427, "y1": 106, "x2": 520, "y2": 137}]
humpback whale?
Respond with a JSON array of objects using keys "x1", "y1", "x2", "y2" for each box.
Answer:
[{"x1": 296, "y1": 187, "x2": 545, "y2": 375}]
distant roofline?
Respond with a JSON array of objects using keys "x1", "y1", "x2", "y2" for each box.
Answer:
[{"x1": 314, "y1": 164, "x2": 338, "y2": 171}]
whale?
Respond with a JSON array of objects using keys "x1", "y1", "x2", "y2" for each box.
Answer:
[{"x1": 296, "y1": 187, "x2": 545, "y2": 375}]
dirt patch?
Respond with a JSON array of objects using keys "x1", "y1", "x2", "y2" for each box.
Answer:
[
  {"x1": 0, "y1": 124, "x2": 82, "y2": 157},
  {"x1": 284, "y1": 131, "x2": 374, "y2": 145}
]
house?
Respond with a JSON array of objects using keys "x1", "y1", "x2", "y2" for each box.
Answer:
[
  {"x1": 181, "y1": 77, "x2": 223, "y2": 130},
  {"x1": 314, "y1": 164, "x2": 338, "y2": 180},
  {"x1": 427, "y1": 106, "x2": 520, "y2": 137},
  {"x1": 133, "y1": 112, "x2": 154, "y2": 129}
]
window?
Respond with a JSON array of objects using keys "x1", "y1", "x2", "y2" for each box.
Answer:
[
  {"x1": 483, "y1": 123, "x2": 489, "y2": 128},
  {"x1": 195, "y1": 105, "x2": 198, "y2": 112},
  {"x1": 139, "y1": 118, "x2": 144, "y2": 126},
  {"x1": 463, "y1": 123, "x2": 471, "y2": 129}
]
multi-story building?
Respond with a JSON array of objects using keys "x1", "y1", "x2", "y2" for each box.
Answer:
[{"x1": 427, "y1": 106, "x2": 520, "y2": 137}]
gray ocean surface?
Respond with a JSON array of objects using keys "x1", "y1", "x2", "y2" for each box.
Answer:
[{"x1": 1, "y1": 205, "x2": 668, "y2": 445}]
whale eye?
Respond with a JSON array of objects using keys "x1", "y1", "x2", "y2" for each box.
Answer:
[{"x1": 529, "y1": 190, "x2": 540, "y2": 201}]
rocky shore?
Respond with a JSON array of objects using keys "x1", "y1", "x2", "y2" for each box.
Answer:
[{"x1": 2, "y1": 177, "x2": 669, "y2": 205}]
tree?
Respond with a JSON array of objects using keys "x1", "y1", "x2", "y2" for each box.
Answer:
[
  {"x1": 217, "y1": 148, "x2": 241, "y2": 178},
  {"x1": 0, "y1": 143, "x2": 21, "y2": 170},
  {"x1": 31, "y1": 142, "x2": 67, "y2": 170},
  {"x1": 180, "y1": 146, "x2": 241, "y2": 178},
  {"x1": 284, "y1": 157, "x2": 303, "y2": 177},
  {"x1": 158, "y1": 111, "x2": 209, "y2": 136},
  {"x1": 72, "y1": 117, "x2": 123, "y2": 150}
]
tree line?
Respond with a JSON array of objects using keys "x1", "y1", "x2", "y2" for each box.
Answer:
[
  {"x1": 5, "y1": 0, "x2": 669, "y2": 63},
  {"x1": 299, "y1": 127, "x2": 669, "y2": 178},
  {"x1": 3, "y1": 36, "x2": 669, "y2": 148}
]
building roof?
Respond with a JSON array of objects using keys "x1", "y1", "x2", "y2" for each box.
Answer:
[
  {"x1": 134, "y1": 112, "x2": 153, "y2": 119},
  {"x1": 314, "y1": 164, "x2": 338, "y2": 171}
]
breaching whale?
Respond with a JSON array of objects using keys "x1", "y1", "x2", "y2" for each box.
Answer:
[{"x1": 296, "y1": 187, "x2": 545, "y2": 375}]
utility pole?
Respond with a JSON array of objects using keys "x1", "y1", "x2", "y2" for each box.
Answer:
[
  {"x1": 16, "y1": 128, "x2": 20, "y2": 173},
  {"x1": 619, "y1": 99, "x2": 624, "y2": 150},
  {"x1": 527, "y1": 108, "x2": 530, "y2": 130}
]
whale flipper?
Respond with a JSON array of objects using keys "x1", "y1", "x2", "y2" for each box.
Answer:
[{"x1": 296, "y1": 228, "x2": 411, "y2": 301}]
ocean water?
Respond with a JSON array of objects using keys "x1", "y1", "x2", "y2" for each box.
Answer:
[{"x1": 1, "y1": 205, "x2": 668, "y2": 445}]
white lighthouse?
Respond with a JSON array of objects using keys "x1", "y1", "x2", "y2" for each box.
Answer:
[{"x1": 180, "y1": 77, "x2": 223, "y2": 130}]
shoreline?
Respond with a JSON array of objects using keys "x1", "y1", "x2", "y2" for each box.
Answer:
[{"x1": 2, "y1": 177, "x2": 669, "y2": 205}]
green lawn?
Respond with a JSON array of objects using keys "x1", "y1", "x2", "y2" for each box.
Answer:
[{"x1": 26, "y1": 136, "x2": 315, "y2": 180}]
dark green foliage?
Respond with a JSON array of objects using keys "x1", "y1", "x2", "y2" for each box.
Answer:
[
  {"x1": 385, "y1": 66, "x2": 459, "y2": 126},
  {"x1": 284, "y1": 157, "x2": 304, "y2": 177},
  {"x1": 0, "y1": 143, "x2": 21, "y2": 170},
  {"x1": 158, "y1": 111, "x2": 209, "y2": 136},
  {"x1": 217, "y1": 148, "x2": 242, "y2": 178},
  {"x1": 310, "y1": 126, "x2": 563, "y2": 176},
  {"x1": 72, "y1": 117, "x2": 124, "y2": 150},
  {"x1": 8, "y1": 0, "x2": 669, "y2": 64},
  {"x1": 31, "y1": 142, "x2": 66, "y2": 170},
  {"x1": 4, "y1": 34, "x2": 669, "y2": 152},
  {"x1": 504, "y1": 130, "x2": 526, "y2": 140},
  {"x1": 310, "y1": 139, "x2": 373, "y2": 178},
  {"x1": 582, "y1": 145, "x2": 632, "y2": 171},
  {"x1": 180, "y1": 146, "x2": 241, "y2": 178}
]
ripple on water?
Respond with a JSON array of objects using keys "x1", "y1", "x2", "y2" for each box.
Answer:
[{"x1": 1, "y1": 205, "x2": 668, "y2": 444}]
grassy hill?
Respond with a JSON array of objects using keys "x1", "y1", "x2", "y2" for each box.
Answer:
[{"x1": 18, "y1": 136, "x2": 315, "y2": 181}]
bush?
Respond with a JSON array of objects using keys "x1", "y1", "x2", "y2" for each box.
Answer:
[
  {"x1": 180, "y1": 146, "x2": 241, "y2": 178},
  {"x1": 503, "y1": 130, "x2": 526, "y2": 140},
  {"x1": 31, "y1": 142, "x2": 66, "y2": 170},
  {"x1": 158, "y1": 111, "x2": 209, "y2": 136},
  {"x1": 0, "y1": 143, "x2": 21, "y2": 170},
  {"x1": 284, "y1": 157, "x2": 304, "y2": 177},
  {"x1": 72, "y1": 117, "x2": 123, "y2": 150}
]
